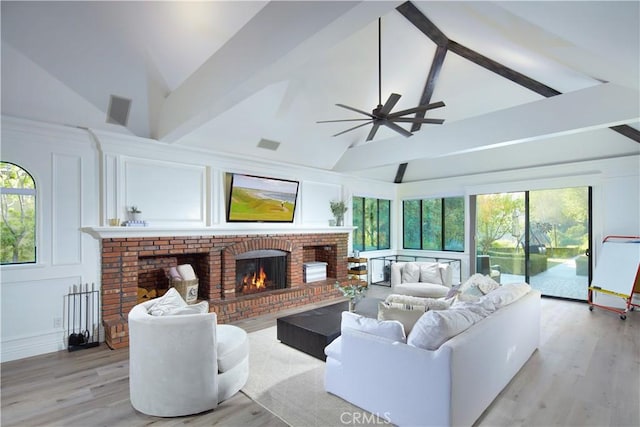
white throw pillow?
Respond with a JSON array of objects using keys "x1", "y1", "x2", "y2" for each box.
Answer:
[
  {"x1": 401, "y1": 262, "x2": 420, "y2": 283},
  {"x1": 482, "y1": 283, "x2": 531, "y2": 309},
  {"x1": 457, "y1": 273, "x2": 500, "y2": 301},
  {"x1": 407, "y1": 308, "x2": 484, "y2": 350},
  {"x1": 342, "y1": 311, "x2": 406, "y2": 343},
  {"x1": 147, "y1": 287, "x2": 187, "y2": 316},
  {"x1": 419, "y1": 263, "x2": 442, "y2": 285},
  {"x1": 170, "y1": 300, "x2": 209, "y2": 315}
]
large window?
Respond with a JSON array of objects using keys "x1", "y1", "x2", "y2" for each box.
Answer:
[
  {"x1": 353, "y1": 197, "x2": 390, "y2": 252},
  {"x1": 403, "y1": 197, "x2": 464, "y2": 251},
  {"x1": 1, "y1": 162, "x2": 36, "y2": 264}
]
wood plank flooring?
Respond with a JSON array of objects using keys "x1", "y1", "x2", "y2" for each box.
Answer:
[{"x1": 2, "y1": 291, "x2": 639, "y2": 427}]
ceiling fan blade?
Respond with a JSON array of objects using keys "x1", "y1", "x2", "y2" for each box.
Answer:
[
  {"x1": 387, "y1": 101, "x2": 445, "y2": 118},
  {"x1": 366, "y1": 122, "x2": 382, "y2": 141},
  {"x1": 332, "y1": 121, "x2": 373, "y2": 137},
  {"x1": 378, "y1": 93, "x2": 402, "y2": 116},
  {"x1": 336, "y1": 104, "x2": 375, "y2": 118},
  {"x1": 383, "y1": 120, "x2": 413, "y2": 138},
  {"x1": 391, "y1": 117, "x2": 445, "y2": 125},
  {"x1": 317, "y1": 118, "x2": 372, "y2": 123}
]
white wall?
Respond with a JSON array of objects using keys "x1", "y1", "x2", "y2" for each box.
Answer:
[
  {"x1": 0, "y1": 119, "x2": 101, "y2": 361},
  {"x1": 0, "y1": 117, "x2": 394, "y2": 361}
]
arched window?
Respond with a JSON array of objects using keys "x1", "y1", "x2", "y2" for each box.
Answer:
[{"x1": 1, "y1": 162, "x2": 36, "y2": 264}]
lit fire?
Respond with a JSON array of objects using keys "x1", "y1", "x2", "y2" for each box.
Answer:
[{"x1": 241, "y1": 267, "x2": 267, "y2": 293}]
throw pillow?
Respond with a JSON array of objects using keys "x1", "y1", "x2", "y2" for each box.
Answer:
[
  {"x1": 378, "y1": 301, "x2": 426, "y2": 334},
  {"x1": 385, "y1": 294, "x2": 452, "y2": 310},
  {"x1": 341, "y1": 311, "x2": 406, "y2": 343},
  {"x1": 407, "y1": 308, "x2": 484, "y2": 351},
  {"x1": 419, "y1": 263, "x2": 442, "y2": 285},
  {"x1": 170, "y1": 300, "x2": 209, "y2": 315},
  {"x1": 482, "y1": 283, "x2": 531, "y2": 309},
  {"x1": 401, "y1": 262, "x2": 420, "y2": 283},
  {"x1": 439, "y1": 263, "x2": 453, "y2": 287},
  {"x1": 147, "y1": 287, "x2": 187, "y2": 316}
]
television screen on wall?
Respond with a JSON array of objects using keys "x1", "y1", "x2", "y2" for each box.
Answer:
[{"x1": 227, "y1": 173, "x2": 299, "y2": 223}]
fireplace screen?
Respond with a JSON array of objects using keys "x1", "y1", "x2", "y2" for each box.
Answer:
[{"x1": 236, "y1": 250, "x2": 288, "y2": 295}]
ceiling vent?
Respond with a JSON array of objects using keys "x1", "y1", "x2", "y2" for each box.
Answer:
[
  {"x1": 257, "y1": 138, "x2": 280, "y2": 151},
  {"x1": 106, "y1": 95, "x2": 131, "y2": 127}
]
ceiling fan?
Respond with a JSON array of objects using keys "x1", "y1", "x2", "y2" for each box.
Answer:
[{"x1": 317, "y1": 17, "x2": 445, "y2": 142}]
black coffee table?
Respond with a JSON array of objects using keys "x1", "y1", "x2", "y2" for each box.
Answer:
[{"x1": 276, "y1": 301, "x2": 348, "y2": 361}]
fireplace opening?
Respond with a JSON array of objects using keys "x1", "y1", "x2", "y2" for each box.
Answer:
[{"x1": 236, "y1": 250, "x2": 288, "y2": 295}]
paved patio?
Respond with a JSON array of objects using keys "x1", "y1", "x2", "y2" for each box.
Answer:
[{"x1": 502, "y1": 257, "x2": 588, "y2": 300}]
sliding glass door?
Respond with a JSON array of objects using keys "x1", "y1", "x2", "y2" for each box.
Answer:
[{"x1": 475, "y1": 187, "x2": 591, "y2": 300}]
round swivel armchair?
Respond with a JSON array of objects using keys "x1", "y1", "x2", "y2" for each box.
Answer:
[{"x1": 128, "y1": 296, "x2": 249, "y2": 417}]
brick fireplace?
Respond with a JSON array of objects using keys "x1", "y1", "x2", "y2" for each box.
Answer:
[{"x1": 99, "y1": 231, "x2": 350, "y2": 349}]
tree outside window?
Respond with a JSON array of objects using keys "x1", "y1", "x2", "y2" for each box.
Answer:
[
  {"x1": 353, "y1": 197, "x2": 391, "y2": 252},
  {"x1": 403, "y1": 196, "x2": 465, "y2": 252},
  {"x1": 1, "y1": 162, "x2": 36, "y2": 264}
]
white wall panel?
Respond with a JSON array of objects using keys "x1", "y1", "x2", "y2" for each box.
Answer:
[
  {"x1": 52, "y1": 154, "x2": 82, "y2": 265},
  {"x1": 300, "y1": 181, "x2": 341, "y2": 225},
  {"x1": 122, "y1": 157, "x2": 206, "y2": 226},
  {"x1": 0, "y1": 276, "x2": 80, "y2": 361}
]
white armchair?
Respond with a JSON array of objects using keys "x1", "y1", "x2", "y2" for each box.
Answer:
[{"x1": 128, "y1": 298, "x2": 249, "y2": 417}]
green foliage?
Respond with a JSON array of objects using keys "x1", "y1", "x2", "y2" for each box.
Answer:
[
  {"x1": 489, "y1": 253, "x2": 548, "y2": 275},
  {"x1": 476, "y1": 193, "x2": 524, "y2": 254},
  {"x1": 403, "y1": 197, "x2": 464, "y2": 252},
  {"x1": 334, "y1": 281, "x2": 367, "y2": 300},
  {"x1": 1, "y1": 162, "x2": 36, "y2": 264},
  {"x1": 353, "y1": 197, "x2": 390, "y2": 252}
]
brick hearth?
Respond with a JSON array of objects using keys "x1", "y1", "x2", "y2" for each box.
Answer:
[{"x1": 100, "y1": 232, "x2": 350, "y2": 349}]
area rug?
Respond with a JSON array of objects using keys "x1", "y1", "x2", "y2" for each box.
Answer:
[{"x1": 243, "y1": 325, "x2": 387, "y2": 426}]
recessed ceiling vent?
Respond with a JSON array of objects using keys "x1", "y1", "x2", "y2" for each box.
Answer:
[
  {"x1": 257, "y1": 138, "x2": 280, "y2": 151},
  {"x1": 106, "y1": 95, "x2": 131, "y2": 127}
]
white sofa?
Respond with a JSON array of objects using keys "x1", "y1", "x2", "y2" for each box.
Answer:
[
  {"x1": 391, "y1": 261, "x2": 453, "y2": 298},
  {"x1": 325, "y1": 287, "x2": 541, "y2": 427}
]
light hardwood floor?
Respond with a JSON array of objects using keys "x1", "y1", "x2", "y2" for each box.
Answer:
[{"x1": 2, "y1": 292, "x2": 639, "y2": 427}]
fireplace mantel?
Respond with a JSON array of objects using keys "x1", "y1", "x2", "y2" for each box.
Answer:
[{"x1": 82, "y1": 225, "x2": 355, "y2": 239}]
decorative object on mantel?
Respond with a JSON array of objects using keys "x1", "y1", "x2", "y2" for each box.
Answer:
[
  {"x1": 335, "y1": 280, "x2": 367, "y2": 312},
  {"x1": 123, "y1": 220, "x2": 148, "y2": 227},
  {"x1": 128, "y1": 205, "x2": 142, "y2": 221},
  {"x1": 329, "y1": 200, "x2": 348, "y2": 226}
]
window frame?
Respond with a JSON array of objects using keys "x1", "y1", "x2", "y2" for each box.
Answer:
[
  {"x1": 353, "y1": 196, "x2": 391, "y2": 252},
  {"x1": 402, "y1": 196, "x2": 465, "y2": 252},
  {"x1": 0, "y1": 161, "x2": 37, "y2": 265}
]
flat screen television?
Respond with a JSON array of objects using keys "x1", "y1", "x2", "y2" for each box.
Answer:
[{"x1": 227, "y1": 173, "x2": 299, "y2": 223}]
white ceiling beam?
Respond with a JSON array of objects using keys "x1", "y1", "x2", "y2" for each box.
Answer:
[
  {"x1": 332, "y1": 83, "x2": 640, "y2": 171},
  {"x1": 156, "y1": 1, "x2": 401, "y2": 143}
]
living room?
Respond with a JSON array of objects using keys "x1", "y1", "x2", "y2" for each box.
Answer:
[{"x1": 1, "y1": 1, "x2": 639, "y2": 426}]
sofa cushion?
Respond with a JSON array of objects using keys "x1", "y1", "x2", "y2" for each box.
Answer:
[
  {"x1": 170, "y1": 300, "x2": 209, "y2": 315},
  {"x1": 401, "y1": 262, "x2": 421, "y2": 283},
  {"x1": 407, "y1": 308, "x2": 484, "y2": 350},
  {"x1": 419, "y1": 263, "x2": 442, "y2": 285},
  {"x1": 342, "y1": 311, "x2": 406, "y2": 343}
]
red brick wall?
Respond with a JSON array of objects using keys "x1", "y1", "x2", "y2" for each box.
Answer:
[{"x1": 100, "y1": 232, "x2": 350, "y2": 349}]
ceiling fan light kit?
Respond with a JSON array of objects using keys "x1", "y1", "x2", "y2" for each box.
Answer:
[{"x1": 318, "y1": 17, "x2": 445, "y2": 142}]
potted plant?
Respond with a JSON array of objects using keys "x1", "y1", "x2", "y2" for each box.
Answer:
[
  {"x1": 335, "y1": 280, "x2": 367, "y2": 312},
  {"x1": 128, "y1": 205, "x2": 142, "y2": 221},
  {"x1": 329, "y1": 200, "x2": 348, "y2": 226}
]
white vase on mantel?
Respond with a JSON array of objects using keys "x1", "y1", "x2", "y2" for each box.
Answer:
[{"x1": 348, "y1": 299, "x2": 355, "y2": 313}]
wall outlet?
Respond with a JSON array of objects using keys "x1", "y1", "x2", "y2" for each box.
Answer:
[{"x1": 53, "y1": 317, "x2": 62, "y2": 329}]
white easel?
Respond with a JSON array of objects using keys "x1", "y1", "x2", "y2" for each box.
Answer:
[{"x1": 588, "y1": 235, "x2": 640, "y2": 320}]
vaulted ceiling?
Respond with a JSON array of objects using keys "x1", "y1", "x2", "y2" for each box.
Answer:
[{"x1": 2, "y1": 1, "x2": 639, "y2": 182}]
